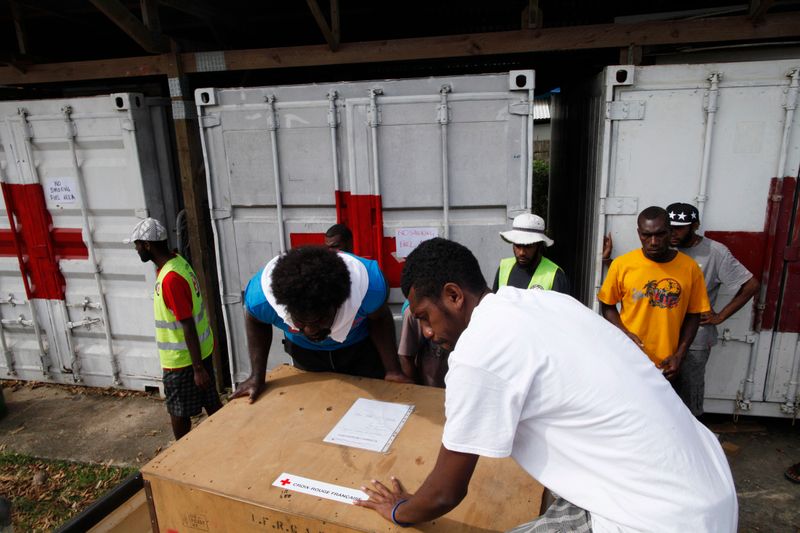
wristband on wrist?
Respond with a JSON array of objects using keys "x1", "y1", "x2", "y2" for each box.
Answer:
[{"x1": 391, "y1": 498, "x2": 413, "y2": 527}]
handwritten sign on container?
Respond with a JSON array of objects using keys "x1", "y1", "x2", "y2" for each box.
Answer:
[
  {"x1": 395, "y1": 227, "x2": 438, "y2": 258},
  {"x1": 45, "y1": 177, "x2": 79, "y2": 206}
]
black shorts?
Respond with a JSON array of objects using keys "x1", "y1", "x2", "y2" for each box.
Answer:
[
  {"x1": 282, "y1": 337, "x2": 385, "y2": 379},
  {"x1": 163, "y1": 356, "x2": 222, "y2": 418}
]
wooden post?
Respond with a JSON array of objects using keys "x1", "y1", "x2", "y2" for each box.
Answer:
[
  {"x1": 165, "y1": 47, "x2": 228, "y2": 391},
  {"x1": 619, "y1": 44, "x2": 643, "y2": 65}
]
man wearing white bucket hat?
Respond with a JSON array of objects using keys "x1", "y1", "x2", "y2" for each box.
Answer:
[{"x1": 493, "y1": 213, "x2": 569, "y2": 294}]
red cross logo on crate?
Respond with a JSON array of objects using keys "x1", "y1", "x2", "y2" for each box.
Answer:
[{"x1": 280, "y1": 478, "x2": 291, "y2": 486}]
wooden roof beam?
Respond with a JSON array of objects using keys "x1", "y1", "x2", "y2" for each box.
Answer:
[
  {"x1": 158, "y1": 0, "x2": 233, "y2": 49},
  {"x1": 140, "y1": 0, "x2": 161, "y2": 35},
  {"x1": 8, "y1": 0, "x2": 29, "y2": 55},
  {"x1": 306, "y1": 0, "x2": 340, "y2": 52},
  {"x1": 88, "y1": 0, "x2": 167, "y2": 53},
  {"x1": 749, "y1": 0, "x2": 775, "y2": 24},
  {"x1": 1, "y1": 13, "x2": 800, "y2": 85}
]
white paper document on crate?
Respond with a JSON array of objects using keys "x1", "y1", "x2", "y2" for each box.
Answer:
[{"x1": 323, "y1": 398, "x2": 414, "y2": 453}]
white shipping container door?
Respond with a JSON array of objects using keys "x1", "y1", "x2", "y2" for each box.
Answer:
[
  {"x1": 592, "y1": 60, "x2": 800, "y2": 416},
  {"x1": 0, "y1": 94, "x2": 179, "y2": 391},
  {"x1": 196, "y1": 73, "x2": 535, "y2": 384}
]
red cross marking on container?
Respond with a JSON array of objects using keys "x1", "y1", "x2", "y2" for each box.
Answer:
[
  {"x1": 0, "y1": 183, "x2": 88, "y2": 300},
  {"x1": 280, "y1": 478, "x2": 291, "y2": 486}
]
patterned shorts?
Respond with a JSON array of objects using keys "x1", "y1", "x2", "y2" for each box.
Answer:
[
  {"x1": 163, "y1": 356, "x2": 222, "y2": 418},
  {"x1": 506, "y1": 496, "x2": 592, "y2": 533}
]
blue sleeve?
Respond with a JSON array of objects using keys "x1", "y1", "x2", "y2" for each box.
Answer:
[
  {"x1": 243, "y1": 269, "x2": 279, "y2": 325},
  {"x1": 359, "y1": 259, "x2": 388, "y2": 315}
]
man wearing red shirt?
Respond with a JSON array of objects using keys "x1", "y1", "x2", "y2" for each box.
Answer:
[{"x1": 125, "y1": 218, "x2": 221, "y2": 439}]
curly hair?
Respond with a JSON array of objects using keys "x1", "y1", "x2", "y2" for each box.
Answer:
[
  {"x1": 271, "y1": 246, "x2": 351, "y2": 316},
  {"x1": 401, "y1": 238, "x2": 487, "y2": 300}
]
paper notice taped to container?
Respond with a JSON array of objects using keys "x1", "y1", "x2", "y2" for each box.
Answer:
[
  {"x1": 45, "y1": 177, "x2": 79, "y2": 206},
  {"x1": 272, "y1": 473, "x2": 368, "y2": 505},
  {"x1": 324, "y1": 398, "x2": 414, "y2": 453},
  {"x1": 395, "y1": 227, "x2": 438, "y2": 258}
]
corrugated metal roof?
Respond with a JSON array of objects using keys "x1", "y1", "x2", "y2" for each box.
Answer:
[{"x1": 534, "y1": 98, "x2": 551, "y2": 121}]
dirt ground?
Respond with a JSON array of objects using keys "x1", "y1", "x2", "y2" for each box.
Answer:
[
  {"x1": 0, "y1": 382, "x2": 175, "y2": 467},
  {"x1": 706, "y1": 414, "x2": 800, "y2": 532},
  {"x1": 0, "y1": 381, "x2": 799, "y2": 531}
]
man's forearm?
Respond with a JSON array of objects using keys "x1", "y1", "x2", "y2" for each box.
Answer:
[
  {"x1": 368, "y1": 305, "x2": 403, "y2": 375},
  {"x1": 394, "y1": 447, "x2": 478, "y2": 525},
  {"x1": 676, "y1": 313, "x2": 701, "y2": 357},
  {"x1": 245, "y1": 312, "x2": 271, "y2": 380},
  {"x1": 600, "y1": 302, "x2": 625, "y2": 330},
  {"x1": 717, "y1": 277, "x2": 760, "y2": 322}
]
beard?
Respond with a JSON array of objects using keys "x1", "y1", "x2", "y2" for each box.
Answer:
[{"x1": 675, "y1": 231, "x2": 695, "y2": 248}]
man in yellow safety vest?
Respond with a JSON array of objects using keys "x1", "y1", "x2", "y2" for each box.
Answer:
[
  {"x1": 492, "y1": 213, "x2": 569, "y2": 294},
  {"x1": 125, "y1": 218, "x2": 221, "y2": 439}
]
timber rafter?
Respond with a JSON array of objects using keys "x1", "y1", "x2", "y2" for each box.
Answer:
[{"x1": 1, "y1": 13, "x2": 799, "y2": 85}]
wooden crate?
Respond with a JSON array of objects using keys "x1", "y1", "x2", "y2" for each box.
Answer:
[{"x1": 141, "y1": 365, "x2": 542, "y2": 532}]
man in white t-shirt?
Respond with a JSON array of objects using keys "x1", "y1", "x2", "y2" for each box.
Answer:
[{"x1": 356, "y1": 238, "x2": 737, "y2": 532}]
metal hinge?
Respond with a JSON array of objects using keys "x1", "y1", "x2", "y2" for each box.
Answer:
[
  {"x1": 508, "y1": 101, "x2": 532, "y2": 116},
  {"x1": 607, "y1": 101, "x2": 645, "y2": 120},
  {"x1": 200, "y1": 114, "x2": 221, "y2": 128},
  {"x1": 735, "y1": 390, "x2": 752, "y2": 411},
  {"x1": 601, "y1": 196, "x2": 639, "y2": 215},
  {"x1": 211, "y1": 208, "x2": 231, "y2": 220},
  {"x1": 720, "y1": 329, "x2": 757, "y2": 344},
  {"x1": 780, "y1": 401, "x2": 798, "y2": 416},
  {"x1": 222, "y1": 293, "x2": 241, "y2": 305}
]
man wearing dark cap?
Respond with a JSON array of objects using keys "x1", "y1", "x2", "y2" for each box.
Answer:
[
  {"x1": 667, "y1": 202, "x2": 760, "y2": 417},
  {"x1": 598, "y1": 206, "x2": 711, "y2": 381},
  {"x1": 125, "y1": 218, "x2": 221, "y2": 439},
  {"x1": 492, "y1": 213, "x2": 569, "y2": 294}
]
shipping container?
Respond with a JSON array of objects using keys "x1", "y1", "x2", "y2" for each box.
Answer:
[
  {"x1": 0, "y1": 93, "x2": 180, "y2": 390},
  {"x1": 550, "y1": 58, "x2": 800, "y2": 417},
  {"x1": 195, "y1": 72, "x2": 538, "y2": 384}
]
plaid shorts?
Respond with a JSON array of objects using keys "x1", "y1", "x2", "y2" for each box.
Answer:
[
  {"x1": 506, "y1": 496, "x2": 592, "y2": 533},
  {"x1": 163, "y1": 356, "x2": 222, "y2": 418}
]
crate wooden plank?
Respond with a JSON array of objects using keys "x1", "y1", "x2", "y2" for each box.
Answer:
[
  {"x1": 141, "y1": 365, "x2": 542, "y2": 532},
  {"x1": 88, "y1": 489, "x2": 151, "y2": 533}
]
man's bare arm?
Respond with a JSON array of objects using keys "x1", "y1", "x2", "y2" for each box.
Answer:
[
  {"x1": 230, "y1": 311, "x2": 272, "y2": 402},
  {"x1": 355, "y1": 446, "x2": 479, "y2": 525},
  {"x1": 599, "y1": 301, "x2": 643, "y2": 348},
  {"x1": 702, "y1": 277, "x2": 760, "y2": 325}
]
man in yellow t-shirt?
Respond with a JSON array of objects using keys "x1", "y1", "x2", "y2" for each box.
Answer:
[{"x1": 598, "y1": 206, "x2": 710, "y2": 380}]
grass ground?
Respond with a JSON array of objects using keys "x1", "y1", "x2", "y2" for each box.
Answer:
[{"x1": 0, "y1": 451, "x2": 136, "y2": 532}]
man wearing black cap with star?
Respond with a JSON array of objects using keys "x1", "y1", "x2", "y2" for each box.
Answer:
[{"x1": 667, "y1": 202, "x2": 760, "y2": 417}]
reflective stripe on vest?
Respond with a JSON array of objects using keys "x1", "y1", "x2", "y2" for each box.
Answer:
[
  {"x1": 497, "y1": 256, "x2": 560, "y2": 290},
  {"x1": 154, "y1": 255, "x2": 214, "y2": 368}
]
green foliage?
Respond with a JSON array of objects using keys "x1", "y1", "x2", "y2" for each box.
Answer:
[{"x1": 532, "y1": 159, "x2": 550, "y2": 221}]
